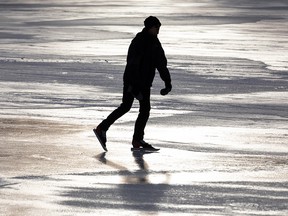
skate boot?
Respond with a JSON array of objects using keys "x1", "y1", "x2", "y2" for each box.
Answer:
[
  {"x1": 131, "y1": 140, "x2": 160, "y2": 151},
  {"x1": 93, "y1": 126, "x2": 107, "y2": 151}
]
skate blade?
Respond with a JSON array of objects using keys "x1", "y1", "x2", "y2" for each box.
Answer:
[{"x1": 131, "y1": 147, "x2": 160, "y2": 152}]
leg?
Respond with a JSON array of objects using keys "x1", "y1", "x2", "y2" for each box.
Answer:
[
  {"x1": 133, "y1": 88, "x2": 151, "y2": 141},
  {"x1": 100, "y1": 85, "x2": 134, "y2": 131}
]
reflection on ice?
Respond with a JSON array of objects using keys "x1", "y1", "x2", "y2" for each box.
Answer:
[{"x1": 57, "y1": 147, "x2": 288, "y2": 215}]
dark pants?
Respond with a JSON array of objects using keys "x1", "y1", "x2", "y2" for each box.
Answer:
[{"x1": 99, "y1": 85, "x2": 151, "y2": 141}]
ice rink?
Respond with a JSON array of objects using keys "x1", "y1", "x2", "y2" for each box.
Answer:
[{"x1": 1, "y1": 0, "x2": 288, "y2": 215}]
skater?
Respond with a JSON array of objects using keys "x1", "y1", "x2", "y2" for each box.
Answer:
[{"x1": 94, "y1": 16, "x2": 172, "y2": 151}]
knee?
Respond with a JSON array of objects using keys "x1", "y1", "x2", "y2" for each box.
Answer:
[{"x1": 120, "y1": 102, "x2": 132, "y2": 113}]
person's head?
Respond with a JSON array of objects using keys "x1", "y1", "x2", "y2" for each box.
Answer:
[{"x1": 144, "y1": 16, "x2": 161, "y2": 36}]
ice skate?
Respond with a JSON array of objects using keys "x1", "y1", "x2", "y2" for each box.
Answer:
[
  {"x1": 131, "y1": 140, "x2": 160, "y2": 152},
  {"x1": 93, "y1": 126, "x2": 108, "y2": 151}
]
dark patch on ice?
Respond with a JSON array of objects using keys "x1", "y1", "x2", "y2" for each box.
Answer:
[
  {"x1": 162, "y1": 15, "x2": 284, "y2": 26},
  {"x1": 11, "y1": 175, "x2": 65, "y2": 181},
  {"x1": 25, "y1": 18, "x2": 141, "y2": 27},
  {"x1": 12, "y1": 175, "x2": 51, "y2": 180},
  {"x1": 0, "y1": 154, "x2": 12, "y2": 157},
  {"x1": 158, "y1": 142, "x2": 288, "y2": 157},
  {"x1": 0, "y1": 32, "x2": 34, "y2": 40},
  {"x1": 0, "y1": 178, "x2": 18, "y2": 189},
  {"x1": 0, "y1": 183, "x2": 18, "y2": 188},
  {"x1": 59, "y1": 181, "x2": 288, "y2": 213},
  {"x1": 0, "y1": 2, "x2": 132, "y2": 8},
  {"x1": 215, "y1": 0, "x2": 288, "y2": 9}
]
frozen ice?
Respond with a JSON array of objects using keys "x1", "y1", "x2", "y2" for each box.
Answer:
[{"x1": 0, "y1": 0, "x2": 288, "y2": 215}]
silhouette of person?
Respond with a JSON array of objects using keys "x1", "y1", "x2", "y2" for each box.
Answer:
[{"x1": 94, "y1": 16, "x2": 172, "y2": 151}]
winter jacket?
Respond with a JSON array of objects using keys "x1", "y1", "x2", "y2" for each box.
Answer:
[{"x1": 123, "y1": 28, "x2": 171, "y2": 92}]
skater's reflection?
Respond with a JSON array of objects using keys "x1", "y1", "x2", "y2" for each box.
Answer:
[
  {"x1": 94, "y1": 152, "x2": 169, "y2": 213},
  {"x1": 95, "y1": 151, "x2": 152, "y2": 184},
  {"x1": 95, "y1": 152, "x2": 128, "y2": 171},
  {"x1": 132, "y1": 151, "x2": 150, "y2": 183}
]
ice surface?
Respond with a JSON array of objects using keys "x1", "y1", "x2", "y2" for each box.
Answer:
[{"x1": 0, "y1": 0, "x2": 288, "y2": 216}]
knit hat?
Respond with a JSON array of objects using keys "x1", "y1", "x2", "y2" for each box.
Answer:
[{"x1": 144, "y1": 16, "x2": 161, "y2": 29}]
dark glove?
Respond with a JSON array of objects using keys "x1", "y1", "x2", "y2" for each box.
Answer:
[{"x1": 160, "y1": 83, "x2": 172, "y2": 96}]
